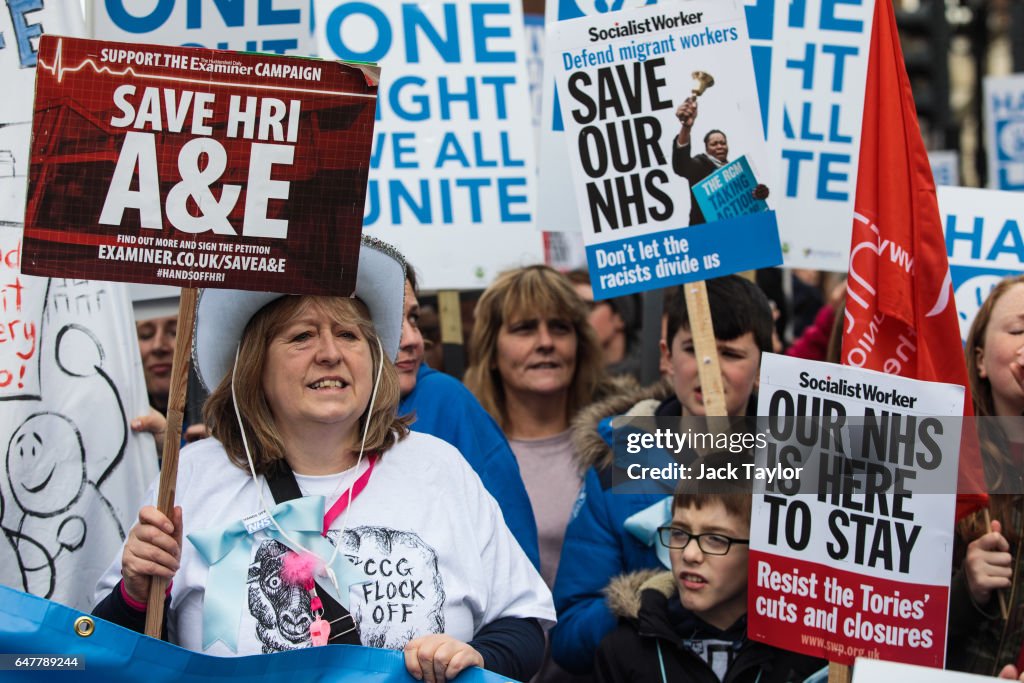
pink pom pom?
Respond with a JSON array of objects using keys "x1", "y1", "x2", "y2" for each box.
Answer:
[{"x1": 280, "y1": 551, "x2": 321, "y2": 585}]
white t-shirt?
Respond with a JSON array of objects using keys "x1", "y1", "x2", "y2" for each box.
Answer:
[{"x1": 95, "y1": 432, "x2": 554, "y2": 656}]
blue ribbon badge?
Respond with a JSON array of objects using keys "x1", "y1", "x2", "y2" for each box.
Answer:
[
  {"x1": 188, "y1": 497, "x2": 365, "y2": 652},
  {"x1": 623, "y1": 496, "x2": 673, "y2": 569}
]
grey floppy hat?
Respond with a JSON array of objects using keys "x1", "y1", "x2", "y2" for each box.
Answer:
[{"x1": 192, "y1": 235, "x2": 407, "y2": 393}]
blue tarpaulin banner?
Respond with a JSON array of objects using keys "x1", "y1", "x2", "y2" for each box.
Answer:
[{"x1": 0, "y1": 586, "x2": 518, "y2": 682}]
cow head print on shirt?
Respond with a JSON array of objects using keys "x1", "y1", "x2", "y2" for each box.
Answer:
[{"x1": 245, "y1": 526, "x2": 445, "y2": 653}]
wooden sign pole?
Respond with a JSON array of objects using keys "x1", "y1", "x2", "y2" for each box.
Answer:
[
  {"x1": 828, "y1": 661, "x2": 852, "y2": 683},
  {"x1": 145, "y1": 286, "x2": 198, "y2": 638},
  {"x1": 682, "y1": 281, "x2": 726, "y2": 418},
  {"x1": 438, "y1": 290, "x2": 465, "y2": 379}
]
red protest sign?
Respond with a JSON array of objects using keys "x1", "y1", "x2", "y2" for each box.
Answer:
[
  {"x1": 22, "y1": 36, "x2": 377, "y2": 296},
  {"x1": 749, "y1": 355, "x2": 964, "y2": 668},
  {"x1": 749, "y1": 551, "x2": 948, "y2": 667}
]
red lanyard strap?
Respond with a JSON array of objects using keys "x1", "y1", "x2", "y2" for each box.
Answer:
[{"x1": 322, "y1": 453, "x2": 378, "y2": 535}]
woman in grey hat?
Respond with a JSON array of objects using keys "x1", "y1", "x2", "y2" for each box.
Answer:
[{"x1": 94, "y1": 238, "x2": 553, "y2": 682}]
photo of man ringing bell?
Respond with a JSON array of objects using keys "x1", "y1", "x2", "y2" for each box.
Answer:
[{"x1": 670, "y1": 70, "x2": 771, "y2": 226}]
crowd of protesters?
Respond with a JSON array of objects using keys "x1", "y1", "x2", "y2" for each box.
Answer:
[{"x1": 93, "y1": 254, "x2": 1024, "y2": 682}]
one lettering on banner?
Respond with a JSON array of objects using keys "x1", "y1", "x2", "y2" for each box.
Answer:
[
  {"x1": 314, "y1": 0, "x2": 543, "y2": 286},
  {"x1": 93, "y1": 0, "x2": 312, "y2": 55}
]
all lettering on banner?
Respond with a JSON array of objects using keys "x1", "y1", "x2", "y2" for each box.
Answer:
[{"x1": 21, "y1": 36, "x2": 377, "y2": 295}]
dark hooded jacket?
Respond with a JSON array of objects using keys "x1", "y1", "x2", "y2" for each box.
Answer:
[
  {"x1": 551, "y1": 381, "x2": 757, "y2": 673},
  {"x1": 595, "y1": 571, "x2": 826, "y2": 683},
  {"x1": 551, "y1": 381, "x2": 681, "y2": 673}
]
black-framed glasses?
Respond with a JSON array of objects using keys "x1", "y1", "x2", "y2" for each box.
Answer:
[{"x1": 657, "y1": 526, "x2": 749, "y2": 555}]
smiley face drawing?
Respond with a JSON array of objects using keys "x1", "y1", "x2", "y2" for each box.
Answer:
[
  {"x1": 6, "y1": 413, "x2": 124, "y2": 572},
  {"x1": 8, "y1": 414, "x2": 85, "y2": 519}
]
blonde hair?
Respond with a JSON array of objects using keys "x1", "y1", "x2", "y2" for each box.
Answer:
[
  {"x1": 464, "y1": 265, "x2": 607, "y2": 432},
  {"x1": 204, "y1": 296, "x2": 409, "y2": 475}
]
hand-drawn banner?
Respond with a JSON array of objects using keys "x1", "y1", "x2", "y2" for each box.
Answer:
[
  {"x1": 90, "y1": 0, "x2": 314, "y2": 56},
  {"x1": 2, "y1": 8, "x2": 157, "y2": 616},
  {"x1": 748, "y1": 354, "x2": 962, "y2": 667},
  {"x1": 1, "y1": 224, "x2": 157, "y2": 612},
  {"x1": 549, "y1": 0, "x2": 781, "y2": 298},
  {"x1": 0, "y1": 237, "x2": 42, "y2": 400},
  {"x1": 21, "y1": 36, "x2": 376, "y2": 295},
  {"x1": 940, "y1": 186, "x2": 1024, "y2": 342},
  {"x1": 314, "y1": 0, "x2": 544, "y2": 290}
]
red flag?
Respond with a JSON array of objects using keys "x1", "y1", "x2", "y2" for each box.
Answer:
[{"x1": 842, "y1": 0, "x2": 987, "y2": 519}]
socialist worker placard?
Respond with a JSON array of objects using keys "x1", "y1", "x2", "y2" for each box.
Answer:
[{"x1": 22, "y1": 36, "x2": 378, "y2": 295}]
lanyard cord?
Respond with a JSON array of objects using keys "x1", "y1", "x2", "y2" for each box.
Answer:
[
  {"x1": 230, "y1": 334, "x2": 386, "y2": 595},
  {"x1": 320, "y1": 453, "x2": 377, "y2": 535}
]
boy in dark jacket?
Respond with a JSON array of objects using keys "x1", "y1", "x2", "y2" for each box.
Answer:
[
  {"x1": 552, "y1": 276, "x2": 775, "y2": 673},
  {"x1": 594, "y1": 464, "x2": 825, "y2": 683}
]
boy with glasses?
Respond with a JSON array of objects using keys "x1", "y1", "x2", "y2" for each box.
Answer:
[
  {"x1": 552, "y1": 276, "x2": 773, "y2": 673},
  {"x1": 594, "y1": 456, "x2": 824, "y2": 682}
]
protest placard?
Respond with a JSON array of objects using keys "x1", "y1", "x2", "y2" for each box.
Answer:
[
  {"x1": 983, "y1": 73, "x2": 1024, "y2": 191},
  {"x1": 21, "y1": 36, "x2": 376, "y2": 295},
  {"x1": 549, "y1": 1, "x2": 782, "y2": 299},
  {"x1": 693, "y1": 156, "x2": 769, "y2": 222},
  {"x1": 314, "y1": 0, "x2": 544, "y2": 290},
  {"x1": 766, "y1": 0, "x2": 873, "y2": 271},
  {"x1": 537, "y1": 0, "x2": 873, "y2": 274},
  {"x1": 0, "y1": 226, "x2": 157, "y2": 611},
  {"x1": 929, "y1": 150, "x2": 960, "y2": 187},
  {"x1": 91, "y1": 0, "x2": 314, "y2": 56},
  {"x1": 748, "y1": 353, "x2": 963, "y2": 668},
  {"x1": 940, "y1": 186, "x2": 1024, "y2": 341}
]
